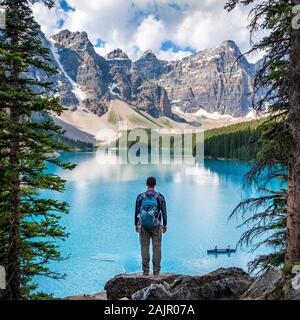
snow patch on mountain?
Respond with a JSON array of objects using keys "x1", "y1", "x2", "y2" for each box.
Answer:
[
  {"x1": 193, "y1": 108, "x2": 234, "y2": 120},
  {"x1": 173, "y1": 105, "x2": 236, "y2": 120},
  {"x1": 246, "y1": 109, "x2": 259, "y2": 120},
  {"x1": 108, "y1": 83, "x2": 120, "y2": 97},
  {"x1": 172, "y1": 106, "x2": 183, "y2": 113},
  {"x1": 49, "y1": 40, "x2": 86, "y2": 104},
  {"x1": 171, "y1": 99, "x2": 182, "y2": 104}
]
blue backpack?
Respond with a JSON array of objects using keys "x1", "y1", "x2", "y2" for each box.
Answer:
[{"x1": 139, "y1": 193, "x2": 159, "y2": 230}]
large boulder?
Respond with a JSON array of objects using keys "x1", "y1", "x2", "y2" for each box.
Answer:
[
  {"x1": 104, "y1": 273, "x2": 181, "y2": 300},
  {"x1": 132, "y1": 268, "x2": 252, "y2": 300},
  {"x1": 241, "y1": 267, "x2": 284, "y2": 300}
]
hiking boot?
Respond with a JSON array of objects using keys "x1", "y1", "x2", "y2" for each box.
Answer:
[
  {"x1": 153, "y1": 272, "x2": 160, "y2": 277},
  {"x1": 143, "y1": 272, "x2": 149, "y2": 276}
]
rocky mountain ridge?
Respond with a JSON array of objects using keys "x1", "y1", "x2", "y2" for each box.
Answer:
[
  {"x1": 35, "y1": 29, "x2": 262, "y2": 122},
  {"x1": 156, "y1": 40, "x2": 258, "y2": 116}
]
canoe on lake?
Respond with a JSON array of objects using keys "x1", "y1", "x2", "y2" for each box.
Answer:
[{"x1": 207, "y1": 249, "x2": 236, "y2": 254}]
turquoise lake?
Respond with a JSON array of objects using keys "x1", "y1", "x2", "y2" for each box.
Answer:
[{"x1": 36, "y1": 152, "x2": 278, "y2": 297}]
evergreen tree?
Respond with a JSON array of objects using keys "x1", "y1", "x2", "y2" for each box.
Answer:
[
  {"x1": 203, "y1": 120, "x2": 261, "y2": 161},
  {"x1": 0, "y1": 0, "x2": 74, "y2": 299},
  {"x1": 226, "y1": 0, "x2": 299, "y2": 270}
]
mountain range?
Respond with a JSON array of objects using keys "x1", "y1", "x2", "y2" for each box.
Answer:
[{"x1": 32, "y1": 29, "x2": 261, "y2": 143}]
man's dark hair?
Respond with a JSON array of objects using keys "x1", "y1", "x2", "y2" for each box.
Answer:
[{"x1": 146, "y1": 177, "x2": 156, "y2": 188}]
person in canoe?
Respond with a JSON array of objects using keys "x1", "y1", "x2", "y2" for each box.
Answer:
[{"x1": 135, "y1": 177, "x2": 167, "y2": 276}]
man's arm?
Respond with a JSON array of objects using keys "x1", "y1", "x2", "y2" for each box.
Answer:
[
  {"x1": 135, "y1": 195, "x2": 141, "y2": 227},
  {"x1": 159, "y1": 194, "x2": 167, "y2": 227}
]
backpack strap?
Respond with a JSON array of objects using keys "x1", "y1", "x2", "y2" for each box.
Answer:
[
  {"x1": 152, "y1": 192, "x2": 160, "y2": 218},
  {"x1": 141, "y1": 192, "x2": 148, "y2": 200}
]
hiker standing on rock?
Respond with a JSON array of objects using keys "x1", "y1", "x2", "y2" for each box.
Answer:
[{"x1": 135, "y1": 177, "x2": 167, "y2": 276}]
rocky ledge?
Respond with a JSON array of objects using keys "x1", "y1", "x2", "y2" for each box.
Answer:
[
  {"x1": 132, "y1": 268, "x2": 252, "y2": 300},
  {"x1": 105, "y1": 273, "x2": 181, "y2": 300},
  {"x1": 64, "y1": 267, "x2": 300, "y2": 300}
]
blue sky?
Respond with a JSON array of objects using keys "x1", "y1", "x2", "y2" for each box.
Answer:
[
  {"x1": 32, "y1": 0, "x2": 262, "y2": 62},
  {"x1": 161, "y1": 41, "x2": 196, "y2": 55},
  {"x1": 59, "y1": 0, "x2": 73, "y2": 12}
]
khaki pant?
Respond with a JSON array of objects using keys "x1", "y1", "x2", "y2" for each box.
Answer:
[{"x1": 139, "y1": 227, "x2": 162, "y2": 274}]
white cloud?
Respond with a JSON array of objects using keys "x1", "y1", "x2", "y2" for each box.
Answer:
[
  {"x1": 94, "y1": 43, "x2": 115, "y2": 58},
  {"x1": 32, "y1": 0, "x2": 262, "y2": 62},
  {"x1": 171, "y1": 7, "x2": 250, "y2": 52},
  {"x1": 32, "y1": 0, "x2": 67, "y2": 36},
  {"x1": 133, "y1": 16, "x2": 166, "y2": 54},
  {"x1": 157, "y1": 49, "x2": 192, "y2": 61}
]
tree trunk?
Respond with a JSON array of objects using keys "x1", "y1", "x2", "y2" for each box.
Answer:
[
  {"x1": 6, "y1": 2, "x2": 22, "y2": 299},
  {"x1": 286, "y1": 5, "x2": 300, "y2": 265},
  {"x1": 7, "y1": 86, "x2": 21, "y2": 300}
]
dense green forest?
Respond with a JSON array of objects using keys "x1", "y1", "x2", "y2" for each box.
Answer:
[{"x1": 204, "y1": 120, "x2": 262, "y2": 161}]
